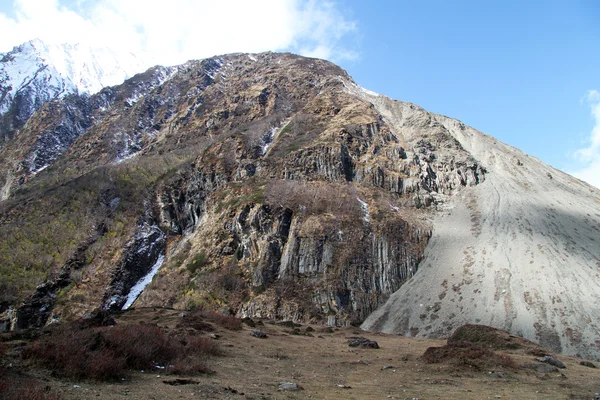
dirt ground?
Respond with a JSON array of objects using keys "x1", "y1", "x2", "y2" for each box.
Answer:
[{"x1": 3, "y1": 308, "x2": 600, "y2": 400}]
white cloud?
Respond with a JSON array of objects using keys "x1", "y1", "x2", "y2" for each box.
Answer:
[
  {"x1": 570, "y1": 90, "x2": 600, "y2": 188},
  {"x1": 0, "y1": 0, "x2": 358, "y2": 68}
]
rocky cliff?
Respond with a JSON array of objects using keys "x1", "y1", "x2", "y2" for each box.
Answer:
[{"x1": 0, "y1": 51, "x2": 598, "y2": 360}]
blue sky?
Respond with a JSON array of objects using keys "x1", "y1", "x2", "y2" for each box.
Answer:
[
  {"x1": 338, "y1": 1, "x2": 600, "y2": 186},
  {"x1": 0, "y1": 0, "x2": 598, "y2": 186}
]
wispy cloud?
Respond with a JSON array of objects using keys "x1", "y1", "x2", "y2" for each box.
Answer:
[
  {"x1": 570, "y1": 90, "x2": 600, "y2": 188},
  {"x1": 0, "y1": 0, "x2": 358, "y2": 67}
]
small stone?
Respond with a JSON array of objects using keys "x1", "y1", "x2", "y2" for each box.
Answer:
[
  {"x1": 489, "y1": 371, "x2": 508, "y2": 379},
  {"x1": 278, "y1": 382, "x2": 302, "y2": 391},
  {"x1": 536, "y1": 355, "x2": 566, "y2": 369},
  {"x1": 251, "y1": 330, "x2": 267, "y2": 338},
  {"x1": 347, "y1": 336, "x2": 380, "y2": 349},
  {"x1": 522, "y1": 362, "x2": 559, "y2": 373},
  {"x1": 381, "y1": 365, "x2": 394, "y2": 370},
  {"x1": 579, "y1": 360, "x2": 596, "y2": 368}
]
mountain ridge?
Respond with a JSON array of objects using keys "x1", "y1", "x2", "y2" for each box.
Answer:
[
  {"x1": 0, "y1": 39, "x2": 143, "y2": 143},
  {"x1": 0, "y1": 50, "x2": 599, "y2": 361}
]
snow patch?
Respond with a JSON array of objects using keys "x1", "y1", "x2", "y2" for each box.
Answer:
[
  {"x1": 122, "y1": 255, "x2": 165, "y2": 310},
  {"x1": 125, "y1": 91, "x2": 144, "y2": 107},
  {"x1": 337, "y1": 76, "x2": 381, "y2": 100},
  {"x1": 357, "y1": 197, "x2": 370, "y2": 223},
  {"x1": 114, "y1": 131, "x2": 141, "y2": 163},
  {"x1": 260, "y1": 127, "x2": 279, "y2": 156}
]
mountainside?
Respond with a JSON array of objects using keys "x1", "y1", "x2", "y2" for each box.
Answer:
[
  {"x1": 360, "y1": 93, "x2": 600, "y2": 359},
  {"x1": 0, "y1": 39, "x2": 143, "y2": 143},
  {"x1": 0, "y1": 51, "x2": 599, "y2": 360}
]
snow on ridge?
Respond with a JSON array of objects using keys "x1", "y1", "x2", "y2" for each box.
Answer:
[
  {"x1": 337, "y1": 76, "x2": 381, "y2": 99},
  {"x1": 0, "y1": 39, "x2": 145, "y2": 116}
]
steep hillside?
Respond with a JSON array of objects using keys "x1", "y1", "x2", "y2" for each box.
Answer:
[
  {"x1": 361, "y1": 93, "x2": 600, "y2": 360},
  {"x1": 0, "y1": 51, "x2": 598, "y2": 360}
]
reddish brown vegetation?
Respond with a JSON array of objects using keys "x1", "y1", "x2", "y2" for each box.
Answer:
[
  {"x1": 1, "y1": 343, "x2": 60, "y2": 400},
  {"x1": 25, "y1": 321, "x2": 220, "y2": 380},
  {"x1": 198, "y1": 311, "x2": 242, "y2": 330},
  {"x1": 0, "y1": 379, "x2": 61, "y2": 400},
  {"x1": 422, "y1": 341, "x2": 515, "y2": 371}
]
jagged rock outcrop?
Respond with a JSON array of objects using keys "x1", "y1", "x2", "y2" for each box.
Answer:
[{"x1": 1, "y1": 51, "x2": 598, "y2": 360}]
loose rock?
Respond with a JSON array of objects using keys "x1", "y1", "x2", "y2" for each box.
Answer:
[
  {"x1": 579, "y1": 361, "x2": 596, "y2": 368},
  {"x1": 522, "y1": 362, "x2": 559, "y2": 373},
  {"x1": 536, "y1": 356, "x2": 566, "y2": 369},
  {"x1": 278, "y1": 382, "x2": 303, "y2": 391},
  {"x1": 347, "y1": 336, "x2": 380, "y2": 349},
  {"x1": 251, "y1": 330, "x2": 267, "y2": 338}
]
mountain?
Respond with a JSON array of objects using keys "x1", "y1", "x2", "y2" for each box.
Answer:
[
  {"x1": 0, "y1": 51, "x2": 599, "y2": 360},
  {"x1": 0, "y1": 39, "x2": 143, "y2": 143},
  {"x1": 360, "y1": 94, "x2": 600, "y2": 359}
]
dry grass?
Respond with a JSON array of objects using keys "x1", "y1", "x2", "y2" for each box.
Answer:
[
  {"x1": 0, "y1": 379, "x2": 61, "y2": 400},
  {"x1": 198, "y1": 311, "x2": 242, "y2": 330},
  {"x1": 4, "y1": 308, "x2": 600, "y2": 399}
]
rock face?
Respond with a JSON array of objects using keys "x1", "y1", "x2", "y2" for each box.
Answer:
[
  {"x1": 0, "y1": 51, "x2": 599, "y2": 360},
  {"x1": 361, "y1": 92, "x2": 600, "y2": 360}
]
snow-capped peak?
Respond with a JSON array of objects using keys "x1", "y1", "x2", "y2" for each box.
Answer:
[{"x1": 0, "y1": 38, "x2": 144, "y2": 120}]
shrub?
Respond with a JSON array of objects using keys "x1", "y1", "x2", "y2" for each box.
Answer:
[
  {"x1": 25, "y1": 320, "x2": 221, "y2": 380},
  {"x1": 199, "y1": 311, "x2": 242, "y2": 330},
  {"x1": 422, "y1": 341, "x2": 515, "y2": 371},
  {"x1": 186, "y1": 251, "x2": 208, "y2": 274},
  {"x1": 448, "y1": 324, "x2": 521, "y2": 350},
  {"x1": 101, "y1": 324, "x2": 176, "y2": 369}
]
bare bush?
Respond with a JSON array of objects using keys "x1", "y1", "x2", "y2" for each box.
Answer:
[
  {"x1": 199, "y1": 311, "x2": 242, "y2": 330},
  {"x1": 0, "y1": 379, "x2": 61, "y2": 400},
  {"x1": 24, "y1": 320, "x2": 221, "y2": 380}
]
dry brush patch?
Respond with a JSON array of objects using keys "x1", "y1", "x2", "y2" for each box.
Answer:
[
  {"x1": 24, "y1": 319, "x2": 222, "y2": 381},
  {"x1": 0, "y1": 379, "x2": 61, "y2": 400},
  {"x1": 192, "y1": 310, "x2": 243, "y2": 331},
  {"x1": 1, "y1": 342, "x2": 61, "y2": 400},
  {"x1": 422, "y1": 341, "x2": 516, "y2": 371}
]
